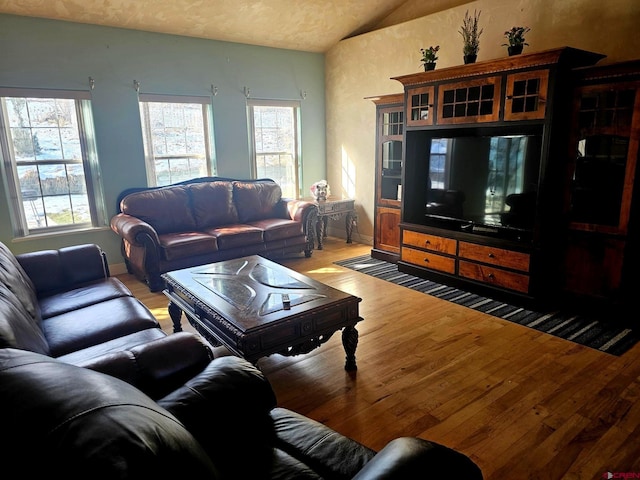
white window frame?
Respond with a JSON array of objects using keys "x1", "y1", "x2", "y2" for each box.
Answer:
[
  {"x1": 138, "y1": 93, "x2": 216, "y2": 187},
  {"x1": 248, "y1": 99, "x2": 301, "y2": 199},
  {"x1": 0, "y1": 88, "x2": 106, "y2": 238}
]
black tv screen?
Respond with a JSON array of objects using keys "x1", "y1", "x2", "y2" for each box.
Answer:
[{"x1": 423, "y1": 133, "x2": 542, "y2": 239}]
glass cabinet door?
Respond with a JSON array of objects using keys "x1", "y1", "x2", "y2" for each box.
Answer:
[
  {"x1": 568, "y1": 86, "x2": 637, "y2": 234},
  {"x1": 379, "y1": 107, "x2": 403, "y2": 203}
]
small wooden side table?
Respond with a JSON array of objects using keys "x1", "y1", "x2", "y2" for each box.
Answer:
[{"x1": 309, "y1": 197, "x2": 356, "y2": 249}]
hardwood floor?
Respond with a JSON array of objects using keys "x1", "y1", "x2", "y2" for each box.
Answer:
[{"x1": 120, "y1": 238, "x2": 640, "y2": 479}]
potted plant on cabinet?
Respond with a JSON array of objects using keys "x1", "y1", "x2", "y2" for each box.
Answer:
[
  {"x1": 420, "y1": 45, "x2": 440, "y2": 71},
  {"x1": 459, "y1": 9, "x2": 482, "y2": 64},
  {"x1": 503, "y1": 26, "x2": 530, "y2": 55}
]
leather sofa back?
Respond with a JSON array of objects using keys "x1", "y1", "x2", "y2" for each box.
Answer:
[
  {"x1": 189, "y1": 181, "x2": 238, "y2": 228},
  {"x1": 0, "y1": 348, "x2": 219, "y2": 479},
  {"x1": 119, "y1": 179, "x2": 286, "y2": 234},
  {"x1": 233, "y1": 180, "x2": 283, "y2": 222},
  {"x1": 0, "y1": 242, "x2": 48, "y2": 354},
  {"x1": 121, "y1": 185, "x2": 197, "y2": 234}
]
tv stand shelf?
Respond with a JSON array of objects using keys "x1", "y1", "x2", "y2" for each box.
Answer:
[
  {"x1": 400, "y1": 224, "x2": 533, "y2": 296},
  {"x1": 391, "y1": 47, "x2": 607, "y2": 305}
]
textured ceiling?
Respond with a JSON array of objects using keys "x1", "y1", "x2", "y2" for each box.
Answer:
[{"x1": 0, "y1": 0, "x2": 471, "y2": 53}]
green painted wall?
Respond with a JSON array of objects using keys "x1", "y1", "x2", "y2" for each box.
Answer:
[{"x1": 0, "y1": 14, "x2": 326, "y2": 265}]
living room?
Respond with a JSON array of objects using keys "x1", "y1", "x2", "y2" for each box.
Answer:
[{"x1": 1, "y1": 0, "x2": 640, "y2": 478}]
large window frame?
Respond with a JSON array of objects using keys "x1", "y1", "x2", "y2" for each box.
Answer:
[
  {"x1": 0, "y1": 88, "x2": 106, "y2": 238},
  {"x1": 248, "y1": 99, "x2": 301, "y2": 199},
  {"x1": 139, "y1": 94, "x2": 216, "y2": 187}
]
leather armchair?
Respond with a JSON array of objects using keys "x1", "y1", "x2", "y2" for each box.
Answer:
[{"x1": 1, "y1": 348, "x2": 483, "y2": 479}]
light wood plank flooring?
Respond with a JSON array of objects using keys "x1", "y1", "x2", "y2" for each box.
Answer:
[{"x1": 119, "y1": 238, "x2": 640, "y2": 479}]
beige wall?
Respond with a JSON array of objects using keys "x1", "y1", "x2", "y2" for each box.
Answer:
[{"x1": 325, "y1": 0, "x2": 640, "y2": 243}]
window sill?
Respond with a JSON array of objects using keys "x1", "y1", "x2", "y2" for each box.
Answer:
[{"x1": 11, "y1": 226, "x2": 111, "y2": 244}]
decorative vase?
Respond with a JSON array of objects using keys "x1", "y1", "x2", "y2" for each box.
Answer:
[
  {"x1": 424, "y1": 63, "x2": 436, "y2": 71},
  {"x1": 463, "y1": 54, "x2": 477, "y2": 64},
  {"x1": 508, "y1": 45, "x2": 523, "y2": 56}
]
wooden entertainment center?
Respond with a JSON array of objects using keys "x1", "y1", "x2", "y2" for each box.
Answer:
[{"x1": 371, "y1": 47, "x2": 640, "y2": 308}]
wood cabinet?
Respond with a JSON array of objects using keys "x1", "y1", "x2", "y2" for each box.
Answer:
[
  {"x1": 436, "y1": 76, "x2": 501, "y2": 124},
  {"x1": 458, "y1": 241, "x2": 530, "y2": 294},
  {"x1": 390, "y1": 47, "x2": 606, "y2": 305},
  {"x1": 560, "y1": 60, "x2": 640, "y2": 305},
  {"x1": 400, "y1": 226, "x2": 531, "y2": 295},
  {"x1": 370, "y1": 94, "x2": 404, "y2": 262},
  {"x1": 406, "y1": 86, "x2": 435, "y2": 127},
  {"x1": 504, "y1": 70, "x2": 549, "y2": 121}
]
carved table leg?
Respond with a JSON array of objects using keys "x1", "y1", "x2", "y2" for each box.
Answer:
[
  {"x1": 168, "y1": 301, "x2": 183, "y2": 333},
  {"x1": 345, "y1": 212, "x2": 355, "y2": 244},
  {"x1": 316, "y1": 217, "x2": 325, "y2": 250},
  {"x1": 342, "y1": 325, "x2": 359, "y2": 371}
]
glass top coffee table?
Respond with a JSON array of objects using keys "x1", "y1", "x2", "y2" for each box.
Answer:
[{"x1": 162, "y1": 255, "x2": 363, "y2": 370}]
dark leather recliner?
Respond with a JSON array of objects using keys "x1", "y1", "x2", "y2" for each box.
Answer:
[{"x1": 0, "y1": 348, "x2": 483, "y2": 479}]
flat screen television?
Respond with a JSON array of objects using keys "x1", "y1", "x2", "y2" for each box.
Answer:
[{"x1": 422, "y1": 130, "x2": 543, "y2": 242}]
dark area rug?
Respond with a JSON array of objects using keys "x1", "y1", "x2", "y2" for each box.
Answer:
[{"x1": 335, "y1": 254, "x2": 639, "y2": 356}]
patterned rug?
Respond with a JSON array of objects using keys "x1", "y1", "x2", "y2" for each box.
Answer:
[{"x1": 335, "y1": 254, "x2": 638, "y2": 356}]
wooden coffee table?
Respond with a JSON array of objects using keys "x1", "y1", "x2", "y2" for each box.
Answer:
[{"x1": 162, "y1": 255, "x2": 363, "y2": 370}]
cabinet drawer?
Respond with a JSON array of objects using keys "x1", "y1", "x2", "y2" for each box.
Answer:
[
  {"x1": 403, "y1": 230, "x2": 456, "y2": 255},
  {"x1": 401, "y1": 246, "x2": 456, "y2": 273},
  {"x1": 459, "y1": 261, "x2": 530, "y2": 293},
  {"x1": 458, "y1": 242, "x2": 530, "y2": 272}
]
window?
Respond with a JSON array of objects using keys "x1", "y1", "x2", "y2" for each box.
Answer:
[
  {"x1": 428, "y1": 138, "x2": 450, "y2": 189},
  {"x1": 139, "y1": 94, "x2": 215, "y2": 187},
  {"x1": 0, "y1": 89, "x2": 106, "y2": 237},
  {"x1": 248, "y1": 100, "x2": 301, "y2": 198}
]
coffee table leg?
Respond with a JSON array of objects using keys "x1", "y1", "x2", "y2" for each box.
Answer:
[
  {"x1": 342, "y1": 325, "x2": 358, "y2": 371},
  {"x1": 168, "y1": 301, "x2": 183, "y2": 333}
]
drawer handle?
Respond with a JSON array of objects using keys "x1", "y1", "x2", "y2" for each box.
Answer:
[
  {"x1": 424, "y1": 258, "x2": 430, "y2": 263},
  {"x1": 487, "y1": 273, "x2": 495, "y2": 279},
  {"x1": 425, "y1": 240, "x2": 431, "y2": 245},
  {"x1": 488, "y1": 253, "x2": 495, "y2": 258}
]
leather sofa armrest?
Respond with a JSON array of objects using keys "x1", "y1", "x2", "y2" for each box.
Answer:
[
  {"x1": 157, "y1": 356, "x2": 277, "y2": 445},
  {"x1": 110, "y1": 213, "x2": 161, "y2": 247},
  {"x1": 352, "y1": 437, "x2": 483, "y2": 480},
  {"x1": 282, "y1": 199, "x2": 318, "y2": 245},
  {"x1": 157, "y1": 356, "x2": 277, "y2": 475},
  {"x1": 77, "y1": 332, "x2": 214, "y2": 400},
  {"x1": 283, "y1": 199, "x2": 316, "y2": 223},
  {"x1": 17, "y1": 244, "x2": 110, "y2": 295}
]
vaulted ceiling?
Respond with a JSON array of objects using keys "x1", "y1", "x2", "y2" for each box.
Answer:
[{"x1": 0, "y1": 0, "x2": 471, "y2": 53}]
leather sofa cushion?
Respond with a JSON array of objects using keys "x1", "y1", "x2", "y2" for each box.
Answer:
[
  {"x1": 205, "y1": 225, "x2": 264, "y2": 250},
  {"x1": 43, "y1": 297, "x2": 160, "y2": 357},
  {"x1": 56, "y1": 328, "x2": 168, "y2": 366},
  {"x1": 249, "y1": 218, "x2": 304, "y2": 242},
  {"x1": 189, "y1": 181, "x2": 239, "y2": 228},
  {"x1": 233, "y1": 180, "x2": 282, "y2": 223},
  {"x1": 121, "y1": 186, "x2": 197, "y2": 234},
  {"x1": 38, "y1": 278, "x2": 133, "y2": 319},
  {"x1": 159, "y1": 232, "x2": 218, "y2": 261},
  {"x1": 0, "y1": 349, "x2": 219, "y2": 479}
]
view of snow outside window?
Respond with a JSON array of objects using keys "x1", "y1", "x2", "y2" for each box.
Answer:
[
  {"x1": 6, "y1": 97, "x2": 90, "y2": 230},
  {"x1": 142, "y1": 101, "x2": 210, "y2": 186},
  {"x1": 252, "y1": 105, "x2": 299, "y2": 199}
]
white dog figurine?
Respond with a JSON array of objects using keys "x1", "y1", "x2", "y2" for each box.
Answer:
[{"x1": 310, "y1": 180, "x2": 330, "y2": 201}]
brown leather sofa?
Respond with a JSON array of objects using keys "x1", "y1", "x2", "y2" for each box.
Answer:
[
  {"x1": 1, "y1": 348, "x2": 484, "y2": 479},
  {"x1": 110, "y1": 177, "x2": 318, "y2": 292},
  {"x1": 0, "y1": 241, "x2": 212, "y2": 389}
]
